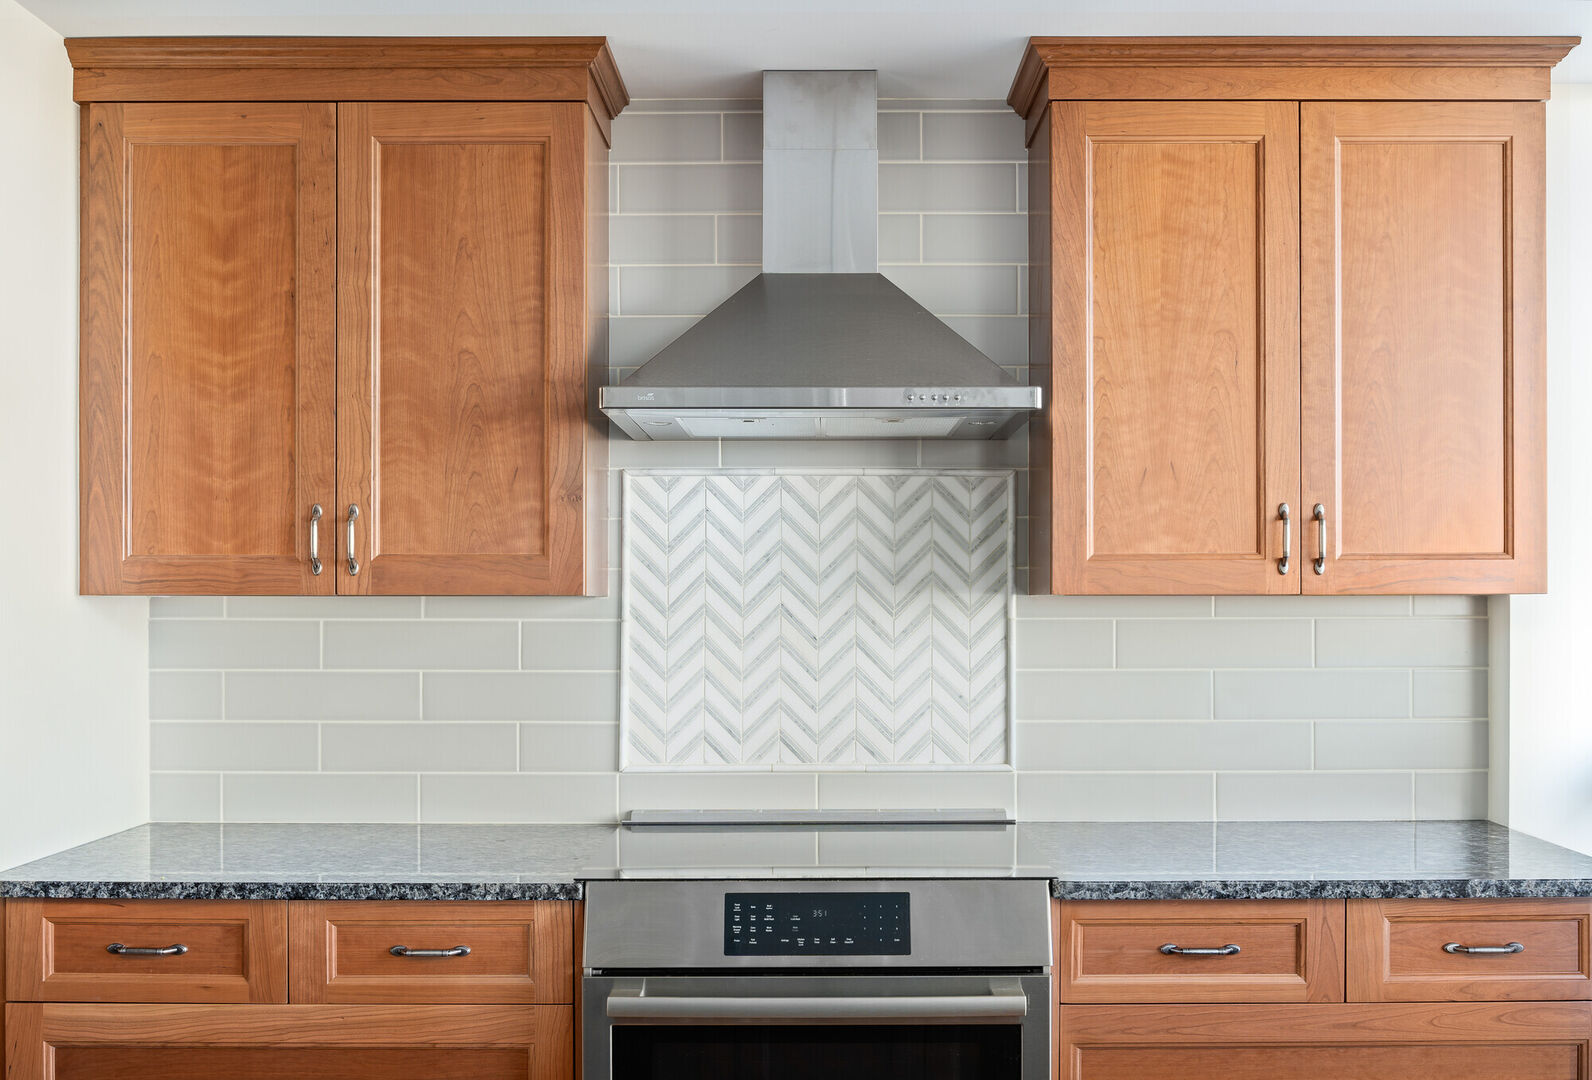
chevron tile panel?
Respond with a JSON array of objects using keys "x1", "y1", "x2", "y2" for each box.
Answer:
[{"x1": 622, "y1": 470, "x2": 1014, "y2": 769}]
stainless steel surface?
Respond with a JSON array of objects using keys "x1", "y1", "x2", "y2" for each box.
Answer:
[
  {"x1": 584, "y1": 878, "x2": 1050, "y2": 971},
  {"x1": 308, "y1": 503, "x2": 323, "y2": 576},
  {"x1": 600, "y1": 69, "x2": 1040, "y2": 442},
  {"x1": 389, "y1": 945, "x2": 472, "y2": 957},
  {"x1": 623, "y1": 809, "x2": 1015, "y2": 828},
  {"x1": 106, "y1": 943, "x2": 188, "y2": 956},
  {"x1": 1277, "y1": 502, "x2": 1291, "y2": 575},
  {"x1": 1159, "y1": 943, "x2": 1241, "y2": 956},
  {"x1": 604, "y1": 976, "x2": 1028, "y2": 1022},
  {"x1": 345, "y1": 504, "x2": 360, "y2": 576},
  {"x1": 1443, "y1": 941, "x2": 1526, "y2": 954},
  {"x1": 1313, "y1": 502, "x2": 1327, "y2": 575}
]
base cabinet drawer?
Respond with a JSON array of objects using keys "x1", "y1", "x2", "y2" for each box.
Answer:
[
  {"x1": 1059, "y1": 1002, "x2": 1592, "y2": 1080},
  {"x1": 1057, "y1": 900, "x2": 1344, "y2": 1003},
  {"x1": 289, "y1": 901, "x2": 573, "y2": 1004},
  {"x1": 4, "y1": 901, "x2": 286, "y2": 1004},
  {"x1": 3, "y1": 1003, "x2": 572, "y2": 1080},
  {"x1": 1349, "y1": 899, "x2": 1592, "y2": 1001}
]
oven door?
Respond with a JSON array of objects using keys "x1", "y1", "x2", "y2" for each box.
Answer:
[{"x1": 583, "y1": 973, "x2": 1051, "y2": 1080}]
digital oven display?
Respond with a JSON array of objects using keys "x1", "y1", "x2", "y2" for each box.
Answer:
[{"x1": 724, "y1": 892, "x2": 911, "y2": 956}]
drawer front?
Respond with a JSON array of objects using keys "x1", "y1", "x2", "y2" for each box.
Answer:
[
  {"x1": 1349, "y1": 898, "x2": 1592, "y2": 1001},
  {"x1": 1060, "y1": 1002, "x2": 1592, "y2": 1080},
  {"x1": 290, "y1": 901, "x2": 574, "y2": 1003},
  {"x1": 5, "y1": 900, "x2": 287, "y2": 1003},
  {"x1": 1058, "y1": 900, "x2": 1345, "y2": 1003}
]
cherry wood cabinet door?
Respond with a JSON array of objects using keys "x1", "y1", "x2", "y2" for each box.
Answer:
[
  {"x1": 1301, "y1": 101, "x2": 1547, "y2": 594},
  {"x1": 1059, "y1": 1001, "x2": 1592, "y2": 1080},
  {"x1": 1036, "y1": 101, "x2": 1300, "y2": 594},
  {"x1": 79, "y1": 103, "x2": 337, "y2": 595},
  {"x1": 337, "y1": 101, "x2": 591, "y2": 595},
  {"x1": 4, "y1": 1003, "x2": 573, "y2": 1080}
]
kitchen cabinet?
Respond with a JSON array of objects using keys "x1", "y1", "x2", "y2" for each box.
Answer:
[
  {"x1": 1011, "y1": 37, "x2": 1574, "y2": 595},
  {"x1": 70, "y1": 38, "x2": 624, "y2": 596}
]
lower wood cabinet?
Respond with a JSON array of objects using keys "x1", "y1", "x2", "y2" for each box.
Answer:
[
  {"x1": 4, "y1": 1003, "x2": 573, "y2": 1080},
  {"x1": 1059, "y1": 1001, "x2": 1592, "y2": 1080}
]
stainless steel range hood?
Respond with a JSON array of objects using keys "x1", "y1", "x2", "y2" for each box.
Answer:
[{"x1": 601, "y1": 70, "x2": 1040, "y2": 441}]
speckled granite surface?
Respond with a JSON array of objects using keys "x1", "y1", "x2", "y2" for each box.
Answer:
[{"x1": 2, "y1": 820, "x2": 1590, "y2": 901}]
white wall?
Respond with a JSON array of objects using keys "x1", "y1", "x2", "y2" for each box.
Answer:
[
  {"x1": 1496, "y1": 84, "x2": 1592, "y2": 852},
  {"x1": 0, "y1": 0, "x2": 148, "y2": 869}
]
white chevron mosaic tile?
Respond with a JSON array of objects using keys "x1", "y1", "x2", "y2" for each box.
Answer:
[{"x1": 620, "y1": 470, "x2": 1014, "y2": 769}]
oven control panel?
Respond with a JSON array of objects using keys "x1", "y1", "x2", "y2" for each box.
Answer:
[{"x1": 724, "y1": 892, "x2": 911, "y2": 956}]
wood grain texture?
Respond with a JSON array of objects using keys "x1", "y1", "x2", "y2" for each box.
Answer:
[
  {"x1": 6, "y1": 1003, "x2": 573, "y2": 1080},
  {"x1": 1348, "y1": 899, "x2": 1592, "y2": 1003},
  {"x1": 5, "y1": 900, "x2": 287, "y2": 1005},
  {"x1": 1040, "y1": 100, "x2": 1299, "y2": 594},
  {"x1": 1059, "y1": 1001, "x2": 1592, "y2": 1080},
  {"x1": 79, "y1": 102, "x2": 335, "y2": 595},
  {"x1": 289, "y1": 901, "x2": 573, "y2": 1004},
  {"x1": 337, "y1": 101, "x2": 594, "y2": 595},
  {"x1": 1007, "y1": 37, "x2": 1578, "y2": 139},
  {"x1": 583, "y1": 107, "x2": 611, "y2": 596},
  {"x1": 1058, "y1": 900, "x2": 1344, "y2": 1004},
  {"x1": 1301, "y1": 101, "x2": 1547, "y2": 594},
  {"x1": 64, "y1": 36, "x2": 630, "y2": 139}
]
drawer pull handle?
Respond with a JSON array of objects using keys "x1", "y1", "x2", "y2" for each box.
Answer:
[
  {"x1": 106, "y1": 943, "x2": 188, "y2": 957},
  {"x1": 1443, "y1": 941, "x2": 1525, "y2": 955},
  {"x1": 390, "y1": 945, "x2": 472, "y2": 958},
  {"x1": 1159, "y1": 943, "x2": 1241, "y2": 956},
  {"x1": 1277, "y1": 502, "x2": 1292, "y2": 575}
]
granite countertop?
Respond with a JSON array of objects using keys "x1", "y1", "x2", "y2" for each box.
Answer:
[{"x1": 3, "y1": 820, "x2": 1591, "y2": 902}]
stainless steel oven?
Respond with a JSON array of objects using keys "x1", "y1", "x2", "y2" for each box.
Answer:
[{"x1": 582, "y1": 878, "x2": 1052, "y2": 1080}]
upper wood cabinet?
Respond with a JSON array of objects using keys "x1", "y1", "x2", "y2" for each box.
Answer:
[
  {"x1": 70, "y1": 38, "x2": 625, "y2": 596},
  {"x1": 1011, "y1": 37, "x2": 1575, "y2": 596}
]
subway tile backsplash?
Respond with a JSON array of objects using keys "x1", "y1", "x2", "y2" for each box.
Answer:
[{"x1": 146, "y1": 100, "x2": 1490, "y2": 824}]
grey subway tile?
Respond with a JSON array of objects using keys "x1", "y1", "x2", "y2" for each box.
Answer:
[
  {"x1": 1414, "y1": 669, "x2": 1489, "y2": 718},
  {"x1": 151, "y1": 722, "x2": 318, "y2": 772},
  {"x1": 1313, "y1": 720, "x2": 1488, "y2": 771},
  {"x1": 1016, "y1": 721, "x2": 1312, "y2": 772},
  {"x1": 611, "y1": 112, "x2": 724, "y2": 162},
  {"x1": 878, "y1": 111, "x2": 921, "y2": 160},
  {"x1": 1214, "y1": 670, "x2": 1410, "y2": 720},
  {"x1": 623, "y1": 771, "x2": 819, "y2": 812},
  {"x1": 150, "y1": 620, "x2": 320, "y2": 670},
  {"x1": 151, "y1": 597, "x2": 223, "y2": 617},
  {"x1": 719, "y1": 440, "x2": 919, "y2": 467},
  {"x1": 1413, "y1": 595, "x2": 1489, "y2": 616},
  {"x1": 225, "y1": 672, "x2": 421, "y2": 721},
  {"x1": 223, "y1": 773, "x2": 418, "y2": 823},
  {"x1": 226, "y1": 596, "x2": 422, "y2": 619},
  {"x1": 817, "y1": 771, "x2": 1014, "y2": 811},
  {"x1": 921, "y1": 111, "x2": 1025, "y2": 161},
  {"x1": 715, "y1": 214, "x2": 762, "y2": 263},
  {"x1": 321, "y1": 722, "x2": 517, "y2": 772},
  {"x1": 881, "y1": 264, "x2": 1019, "y2": 315},
  {"x1": 1316, "y1": 618, "x2": 1488, "y2": 668},
  {"x1": 879, "y1": 163, "x2": 1017, "y2": 212},
  {"x1": 522, "y1": 621, "x2": 621, "y2": 671},
  {"x1": 424, "y1": 672, "x2": 620, "y2": 723},
  {"x1": 611, "y1": 214, "x2": 717, "y2": 263},
  {"x1": 420, "y1": 773, "x2": 617, "y2": 823},
  {"x1": 921, "y1": 214, "x2": 1028, "y2": 263},
  {"x1": 1214, "y1": 595, "x2": 1411, "y2": 617},
  {"x1": 322, "y1": 621, "x2": 518, "y2": 671},
  {"x1": 150, "y1": 773, "x2": 220, "y2": 821},
  {"x1": 150, "y1": 672, "x2": 223, "y2": 720},
  {"x1": 1017, "y1": 772, "x2": 1214, "y2": 821},
  {"x1": 1013, "y1": 620, "x2": 1113, "y2": 670},
  {"x1": 941, "y1": 316, "x2": 1028, "y2": 370},
  {"x1": 618, "y1": 265, "x2": 759, "y2": 316},
  {"x1": 608, "y1": 435, "x2": 721, "y2": 467},
  {"x1": 610, "y1": 316, "x2": 694, "y2": 368},
  {"x1": 1017, "y1": 671, "x2": 1212, "y2": 720},
  {"x1": 1415, "y1": 771, "x2": 1490, "y2": 819},
  {"x1": 627, "y1": 98, "x2": 760, "y2": 114},
  {"x1": 1015, "y1": 595, "x2": 1213, "y2": 619},
  {"x1": 723, "y1": 114, "x2": 763, "y2": 161},
  {"x1": 520, "y1": 723, "x2": 619, "y2": 772},
  {"x1": 878, "y1": 214, "x2": 921, "y2": 262},
  {"x1": 1116, "y1": 618, "x2": 1314, "y2": 669},
  {"x1": 425, "y1": 592, "x2": 620, "y2": 621},
  {"x1": 1216, "y1": 771, "x2": 1414, "y2": 821},
  {"x1": 919, "y1": 429, "x2": 1027, "y2": 467},
  {"x1": 617, "y1": 163, "x2": 760, "y2": 213}
]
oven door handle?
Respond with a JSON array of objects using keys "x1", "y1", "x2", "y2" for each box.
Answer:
[{"x1": 605, "y1": 979, "x2": 1028, "y2": 1023}]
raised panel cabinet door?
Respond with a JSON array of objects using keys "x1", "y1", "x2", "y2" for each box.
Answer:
[
  {"x1": 4, "y1": 1003, "x2": 573, "y2": 1080},
  {"x1": 1301, "y1": 101, "x2": 1546, "y2": 594},
  {"x1": 1037, "y1": 101, "x2": 1301, "y2": 595},
  {"x1": 338, "y1": 101, "x2": 592, "y2": 595},
  {"x1": 1059, "y1": 1001, "x2": 1592, "y2": 1080},
  {"x1": 79, "y1": 102, "x2": 337, "y2": 595}
]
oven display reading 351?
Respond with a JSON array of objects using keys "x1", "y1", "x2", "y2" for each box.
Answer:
[{"x1": 724, "y1": 892, "x2": 911, "y2": 956}]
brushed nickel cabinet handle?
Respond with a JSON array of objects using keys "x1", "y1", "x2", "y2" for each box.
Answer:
[
  {"x1": 1312, "y1": 503, "x2": 1327, "y2": 575},
  {"x1": 1159, "y1": 943, "x2": 1241, "y2": 956},
  {"x1": 346, "y1": 504, "x2": 360, "y2": 576},
  {"x1": 1443, "y1": 941, "x2": 1525, "y2": 955},
  {"x1": 309, "y1": 504, "x2": 323, "y2": 576},
  {"x1": 390, "y1": 945, "x2": 471, "y2": 958},
  {"x1": 1278, "y1": 502, "x2": 1292, "y2": 575},
  {"x1": 107, "y1": 943, "x2": 188, "y2": 957}
]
